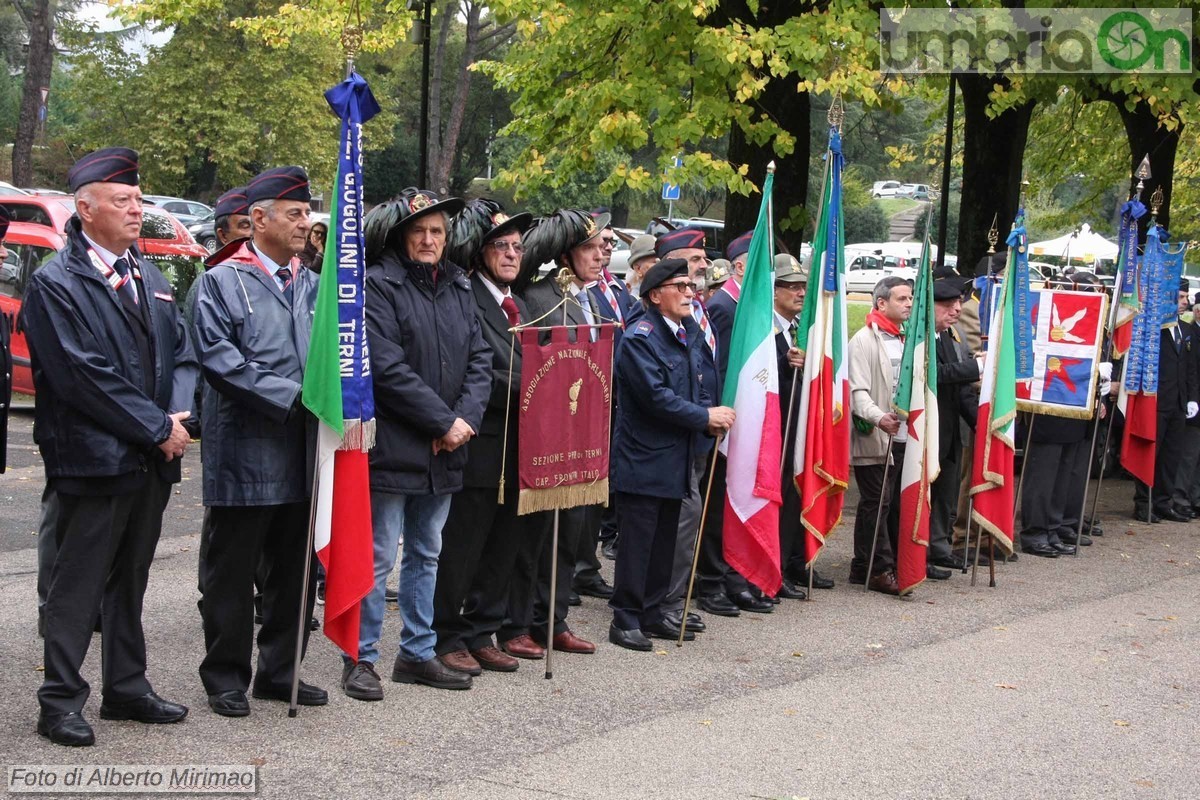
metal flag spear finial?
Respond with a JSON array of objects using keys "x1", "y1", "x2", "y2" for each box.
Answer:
[
  {"x1": 827, "y1": 93, "x2": 845, "y2": 132},
  {"x1": 1150, "y1": 185, "x2": 1164, "y2": 217},
  {"x1": 1135, "y1": 154, "x2": 1152, "y2": 199},
  {"x1": 986, "y1": 213, "x2": 999, "y2": 253},
  {"x1": 341, "y1": 0, "x2": 364, "y2": 78}
]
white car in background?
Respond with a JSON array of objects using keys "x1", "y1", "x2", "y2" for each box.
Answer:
[{"x1": 872, "y1": 180, "x2": 903, "y2": 198}]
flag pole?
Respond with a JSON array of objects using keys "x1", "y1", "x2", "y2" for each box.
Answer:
[
  {"x1": 863, "y1": 433, "x2": 895, "y2": 592},
  {"x1": 1012, "y1": 414, "x2": 1035, "y2": 517},
  {"x1": 544, "y1": 508, "x2": 560, "y2": 679},
  {"x1": 961, "y1": 497, "x2": 975, "y2": 574},
  {"x1": 289, "y1": 459, "x2": 321, "y2": 717},
  {"x1": 679, "y1": 433, "x2": 724, "y2": 647}
]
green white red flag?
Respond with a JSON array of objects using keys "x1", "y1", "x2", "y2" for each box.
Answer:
[
  {"x1": 893, "y1": 231, "x2": 939, "y2": 594},
  {"x1": 793, "y1": 126, "x2": 851, "y2": 565},
  {"x1": 720, "y1": 167, "x2": 783, "y2": 596}
]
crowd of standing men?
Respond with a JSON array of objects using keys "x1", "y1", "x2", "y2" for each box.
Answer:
[{"x1": 12, "y1": 146, "x2": 1192, "y2": 749}]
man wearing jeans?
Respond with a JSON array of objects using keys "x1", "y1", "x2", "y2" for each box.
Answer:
[{"x1": 341, "y1": 188, "x2": 491, "y2": 698}]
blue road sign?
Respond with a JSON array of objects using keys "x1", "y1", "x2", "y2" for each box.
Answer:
[{"x1": 662, "y1": 155, "x2": 683, "y2": 201}]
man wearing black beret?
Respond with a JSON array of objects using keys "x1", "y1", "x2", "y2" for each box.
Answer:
[
  {"x1": 21, "y1": 147, "x2": 198, "y2": 745},
  {"x1": 608, "y1": 258, "x2": 734, "y2": 650},
  {"x1": 192, "y1": 165, "x2": 327, "y2": 716}
]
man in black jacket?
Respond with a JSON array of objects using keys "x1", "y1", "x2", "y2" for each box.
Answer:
[
  {"x1": 22, "y1": 147, "x2": 196, "y2": 746},
  {"x1": 929, "y1": 274, "x2": 979, "y2": 573},
  {"x1": 428, "y1": 200, "x2": 541, "y2": 680},
  {"x1": 345, "y1": 188, "x2": 491, "y2": 696}
]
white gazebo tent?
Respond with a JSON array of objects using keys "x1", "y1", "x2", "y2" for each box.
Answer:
[{"x1": 1029, "y1": 223, "x2": 1119, "y2": 265}]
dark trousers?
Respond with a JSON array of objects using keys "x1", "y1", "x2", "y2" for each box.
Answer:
[
  {"x1": 1021, "y1": 438, "x2": 1085, "y2": 547},
  {"x1": 435, "y1": 486, "x2": 541, "y2": 654},
  {"x1": 39, "y1": 478, "x2": 170, "y2": 716},
  {"x1": 929, "y1": 446, "x2": 961, "y2": 561},
  {"x1": 610, "y1": 492, "x2": 682, "y2": 631},
  {"x1": 779, "y1": 478, "x2": 802, "y2": 576},
  {"x1": 851, "y1": 442, "x2": 905, "y2": 576},
  {"x1": 532, "y1": 503, "x2": 599, "y2": 639},
  {"x1": 36, "y1": 484, "x2": 60, "y2": 610},
  {"x1": 1134, "y1": 411, "x2": 1186, "y2": 515},
  {"x1": 573, "y1": 504, "x2": 605, "y2": 588},
  {"x1": 1058, "y1": 433, "x2": 1091, "y2": 538},
  {"x1": 497, "y1": 509, "x2": 552, "y2": 645},
  {"x1": 696, "y1": 455, "x2": 749, "y2": 597},
  {"x1": 198, "y1": 502, "x2": 315, "y2": 695}
]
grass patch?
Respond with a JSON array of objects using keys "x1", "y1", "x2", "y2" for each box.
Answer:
[
  {"x1": 877, "y1": 198, "x2": 920, "y2": 217},
  {"x1": 847, "y1": 301, "x2": 869, "y2": 338}
]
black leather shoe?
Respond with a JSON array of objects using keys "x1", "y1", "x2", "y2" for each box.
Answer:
[
  {"x1": 100, "y1": 692, "x2": 188, "y2": 724},
  {"x1": 643, "y1": 618, "x2": 694, "y2": 641},
  {"x1": 574, "y1": 577, "x2": 615, "y2": 599},
  {"x1": 662, "y1": 609, "x2": 706, "y2": 633},
  {"x1": 207, "y1": 690, "x2": 250, "y2": 717},
  {"x1": 777, "y1": 579, "x2": 807, "y2": 600},
  {"x1": 568, "y1": 591, "x2": 582, "y2": 606},
  {"x1": 1049, "y1": 541, "x2": 1077, "y2": 555},
  {"x1": 951, "y1": 548, "x2": 991, "y2": 567},
  {"x1": 608, "y1": 624, "x2": 653, "y2": 651},
  {"x1": 932, "y1": 554, "x2": 967, "y2": 570},
  {"x1": 1133, "y1": 509, "x2": 1162, "y2": 523},
  {"x1": 730, "y1": 590, "x2": 773, "y2": 613},
  {"x1": 601, "y1": 539, "x2": 618, "y2": 560},
  {"x1": 1021, "y1": 542, "x2": 1059, "y2": 558},
  {"x1": 37, "y1": 711, "x2": 95, "y2": 746},
  {"x1": 391, "y1": 656, "x2": 472, "y2": 690},
  {"x1": 1058, "y1": 531, "x2": 1092, "y2": 546},
  {"x1": 926, "y1": 564, "x2": 952, "y2": 580},
  {"x1": 341, "y1": 661, "x2": 384, "y2": 701},
  {"x1": 1172, "y1": 504, "x2": 1196, "y2": 519},
  {"x1": 1160, "y1": 508, "x2": 1190, "y2": 523},
  {"x1": 252, "y1": 680, "x2": 328, "y2": 706},
  {"x1": 794, "y1": 567, "x2": 835, "y2": 589},
  {"x1": 848, "y1": 569, "x2": 867, "y2": 586},
  {"x1": 697, "y1": 593, "x2": 740, "y2": 617}
]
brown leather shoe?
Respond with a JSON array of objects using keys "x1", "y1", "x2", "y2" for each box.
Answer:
[
  {"x1": 501, "y1": 634, "x2": 545, "y2": 660},
  {"x1": 438, "y1": 649, "x2": 482, "y2": 676},
  {"x1": 551, "y1": 630, "x2": 597, "y2": 654},
  {"x1": 471, "y1": 645, "x2": 519, "y2": 672},
  {"x1": 867, "y1": 570, "x2": 900, "y2": 596}
]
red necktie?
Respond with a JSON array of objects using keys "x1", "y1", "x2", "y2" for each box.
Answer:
[
  {"x1": 675, "y1": 327, "x2": 687, "y2": 347},
  {"x1": 501, "y1": 296, "x2": 521, "y2": 327}
]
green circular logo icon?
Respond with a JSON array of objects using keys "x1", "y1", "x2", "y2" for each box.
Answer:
[{"x1": 1098, "y1": 12, "x2": 1155, "y2": 70}]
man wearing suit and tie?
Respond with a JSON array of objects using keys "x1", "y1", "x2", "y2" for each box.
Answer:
[
  {"x1": 430, "y1": 200, "x2": 541, "y2": 677},
  {"x1": 772, "y1": 255, "x2": 810, "y2": 600}
]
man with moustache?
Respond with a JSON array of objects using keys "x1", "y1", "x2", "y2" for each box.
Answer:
[{"x1": 22, "y1": 147, "x2": 196, "y2": 745}]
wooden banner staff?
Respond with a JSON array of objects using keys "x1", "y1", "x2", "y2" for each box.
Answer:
[
  {"x1": 863, "y1": 433, "x2": 896, "y2": 592},
  {"x1": 289, "y1": 18, "x2": 365, "y2": 717},
  {"x1": 678, "y1": 433, "x2": 725, "y2": 647}
]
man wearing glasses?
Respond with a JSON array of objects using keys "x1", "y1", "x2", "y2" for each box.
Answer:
[{"x1": 608, "y1": 258, "x2": 735, "y2": 650}]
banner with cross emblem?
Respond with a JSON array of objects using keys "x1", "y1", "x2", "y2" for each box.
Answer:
[{"x1": 1015, "y1": 288, "x2": 1108, "y2": 419}]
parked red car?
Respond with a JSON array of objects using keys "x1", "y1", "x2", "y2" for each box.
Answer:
[{"x1": 1, "y1": 195, "x2": 208, "y2": 395}]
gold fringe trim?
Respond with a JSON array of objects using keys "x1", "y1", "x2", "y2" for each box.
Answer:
[
  {"x1": 1015, "y1": 400, "x2": 1096, "y2": 420},
  {"x1": 518, "y1": 479, "x2": 609, "y2": 516},
  {"x1": 340, "y1": 419, "x2": 376, "y2": 453}
]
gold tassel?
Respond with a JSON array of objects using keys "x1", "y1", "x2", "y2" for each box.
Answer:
[{"x1": 517, "y1": 480, "x2": 610, "y2": 516}]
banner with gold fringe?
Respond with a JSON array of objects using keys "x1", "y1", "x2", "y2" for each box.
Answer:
[{"x1": 1016, "y1": 289, "x2": 1108, "y2": 420}]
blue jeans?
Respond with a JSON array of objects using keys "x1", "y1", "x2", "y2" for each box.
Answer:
[{"x1": 354, "y1": 491, "x2": 451, "y2": 665}]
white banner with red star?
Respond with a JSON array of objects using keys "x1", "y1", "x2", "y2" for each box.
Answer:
[{"x1": 1015, "y1": 289, "x2": 1108, "y2": 419}]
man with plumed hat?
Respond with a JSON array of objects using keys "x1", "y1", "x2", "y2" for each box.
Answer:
[
  {"x1": 424, "y1": 199, "x2": 542, "y2": 680},
  {"x1": 342, "y1": 187, "x2": 491, "y2": 696},
  {"x1": 608, "y1": 258, "x2": 734, "y2": 650},
  {"x1": 507, "y1": 209, "x2": 614, "y2": 656},
  {"x1": 192, "y1": 165, "x2": 327, "y2": 716},
  {"x1": 20, "y1": 147, "x2": 197, "y2": 745}
]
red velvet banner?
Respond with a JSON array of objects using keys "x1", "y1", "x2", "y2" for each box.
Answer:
[{"x1": 517, "y1": 325, "x2": 614, "y2": 514}]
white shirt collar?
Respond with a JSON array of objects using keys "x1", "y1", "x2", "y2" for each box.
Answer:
[
  {"x1": 477, "y1": 272, "x2": 511, "y2": 307},
  {"x1": 662, "y1": 315, "x2": 682, "y2": 336},
  {"x1": 255, "y1": 245, "x2": 283, "y2": 275},
  {"x1": 774, "y1": 310, "x2": 795, "y2": 333},
  {"x1": 80, "y1": 230, "x2": 127, "y2": 267}
]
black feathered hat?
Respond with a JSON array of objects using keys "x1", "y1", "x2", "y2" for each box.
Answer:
[
  {"x1": 446, "y1": 198, "x2": 532, "y2": 268},
  {"x1": 514, "y1": 209, "x2": 610, "y2": 291}
]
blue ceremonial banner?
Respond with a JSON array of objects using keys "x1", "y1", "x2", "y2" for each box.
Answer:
[
  {"x1": 1008, "y1": 211, "x2": 1035, "y2": 380},
  {"x1": 1125, "y1": 224, "x2": 1166, "y2": 395},
  {"x1": 820, "y1": 129, "x2": 844, "y2": 293},
  {"x1": 1158, "y1": 228, "x2": 1186, "y2": 327}
]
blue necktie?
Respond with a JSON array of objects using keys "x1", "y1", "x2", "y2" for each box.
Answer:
[{"x1": 676, "y1": 327, "x2": 687, "y2": 347}]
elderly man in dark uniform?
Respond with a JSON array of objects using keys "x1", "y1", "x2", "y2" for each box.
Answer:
[
  {"x1": 340, "y1": 188, "x2": 491, "y2": 697},
  {"x1": 426, "y1": 199, "x2": 537, "y2": 679},
  {"x1": 21, "y1": 147, "x2": 196, "y2": 746},
  {"x1": 183, "y1": 187, "x2": 251, "y2": 328},
  {"x1": 608, "y1": 257, "x2": 735, "y2": 650},
  {"x1": 193, "y1": 166, "x2": 326, "y2": 717}
]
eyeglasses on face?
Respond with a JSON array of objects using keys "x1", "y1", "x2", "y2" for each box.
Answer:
[
  {"x1": 488, "y1": 240, "x2": 526, "y2": 255},
  {"x1": 661, "y1": 280, "x2": 697, "y2": 293}
]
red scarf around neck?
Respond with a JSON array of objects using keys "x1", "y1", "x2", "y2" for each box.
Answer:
[{"x1": 866, "y1": 308, "x2": 903, "y2": 337}]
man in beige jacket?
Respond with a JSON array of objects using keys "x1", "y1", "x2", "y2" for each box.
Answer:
[{"x1": 848, "y1": 276, "x2": 912, "y2": 595}]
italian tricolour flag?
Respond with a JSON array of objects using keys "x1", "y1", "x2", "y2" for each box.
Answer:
[
  {"x1": 893, "y1": 232, "x2": 938, "y2": 595},
  {"x1": 719, "y1": 167, "x2": 783, "y2": 596}
]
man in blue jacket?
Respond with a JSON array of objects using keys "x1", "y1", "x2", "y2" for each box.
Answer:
[
  {"x1": 608, "y1": 258, "x2": 734, "y2": 651},
  {"x1": 22, "y1": 147, "x2": 196, "y2": 746},
  {"x1": 341, "y1": 188, "x2": 491, "y2": 697},
  {"x1": 193, "y1": 166, "x2": 325, "y2": 717}
]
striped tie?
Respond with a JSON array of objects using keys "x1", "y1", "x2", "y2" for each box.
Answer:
[{"x1": 694, "y1": 299, "x2": 717, "y2": 357}]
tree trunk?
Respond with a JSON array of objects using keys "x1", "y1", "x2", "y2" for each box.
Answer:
[
  {"x1": 955, "y1": 73, "x2": 1035, "y2": 277},
  {"x1": 1116, "y1": 101, "x2": 1179, "y2": 236},
  {"x1": 724, "y1": 74, "x2": 809, "y2": 255},
  {"x1": 432, "y1": 0, "x2": 482, "y2": 195},
  {"x1": 426, "y1": 0, "x2": 454, "y2": 193},
  {"x1": 13, "y1": 0, "x2": 54, "y2": 187}
]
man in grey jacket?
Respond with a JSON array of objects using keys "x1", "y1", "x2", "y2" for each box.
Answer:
[{"x1": 192, "y1": 166, "x2": 325, "y2": 717}]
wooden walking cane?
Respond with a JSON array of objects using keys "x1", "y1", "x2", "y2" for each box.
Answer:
[
  {"x1": 863, "y1": 433, "x2": 896, "y2": 592},
  {"x1": 679, "y1": 433, "x2": 725, "y2": 647}
]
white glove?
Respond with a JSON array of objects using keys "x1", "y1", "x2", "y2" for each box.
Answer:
[
  {"x1": 1098, "y1": 377, "x2": 1112, "y2": 399},
  {"x1": 1189, "y1": 402, "x2": 1198, "y2": 419},
  {"x1": 1098, "y1": 361, "x2": 1112, "y2": 381},
  {"x1": 976, "y1": 356, "x2": 985, "y2": 373}
]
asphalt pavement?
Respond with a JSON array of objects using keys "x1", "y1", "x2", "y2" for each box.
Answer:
[{"x1": 1, "y1": 409, "x2": 1198, "y2": 799}]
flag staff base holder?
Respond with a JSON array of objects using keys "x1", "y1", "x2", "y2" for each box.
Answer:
[
  {"x1": 679, "y1": 434, "x2": 724, "y2": 648},
  {"x1": 864, "y1": 434, "x2": 895, "y2": 592},
  {"x1": 545, "y1": 508, "x2": 561, "y2": 680},
  {"x1": 289, "y1": 467, "x2": 322, "y2": 717}
]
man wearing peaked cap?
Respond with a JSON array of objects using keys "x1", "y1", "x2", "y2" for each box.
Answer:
[
  {"x1": 21, "y1": 147, "x2": 198, "y2": 745},
  {"x1": 625, "y1": 233, "x2": 657, "y2": 299},
  {"x1": 192, "y1": 165, "x2": 329, "y2": 716},
  {"x1": 346, "y1": 187, "x2": 491, "y2": 695},
  {"x1": 608, "y1": 258, "x2": 734, "y2": 650},
  {"x1": 183, "y1": 187, "x2": 251, "y2": 329}
]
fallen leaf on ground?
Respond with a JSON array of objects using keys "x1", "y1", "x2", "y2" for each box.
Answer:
[
  {"x1": 791, "y1": 651, "x2": 804, "y2": 657},
  {"x1": 699, "y1": 720, "x2": 712, "y2": 726},
  {"x1": 1125, "y1": 530, "x2": 1136, "y2": 536},
  {"x1": 993, "y1": 625, "x2": 1008, "y2": 631},
  {"x1": 1114, "y1": 720, "x2": 1130, "y2": 727},
  {"x1": 655, "y1": 650, "x2": 668, "y2": 656},
  {"x1": 1133, "y1": 779, "x2": 1154, "y2": 788},
  {"x1": 783, "y1": 709, "x2": 798, "y2": 716},
  {"x1": 249, "y1": 757, "x2": 267, "y2": 767},
  {"x1": 994, "y1": 683, "x2": 1018, "y2": 690}
]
